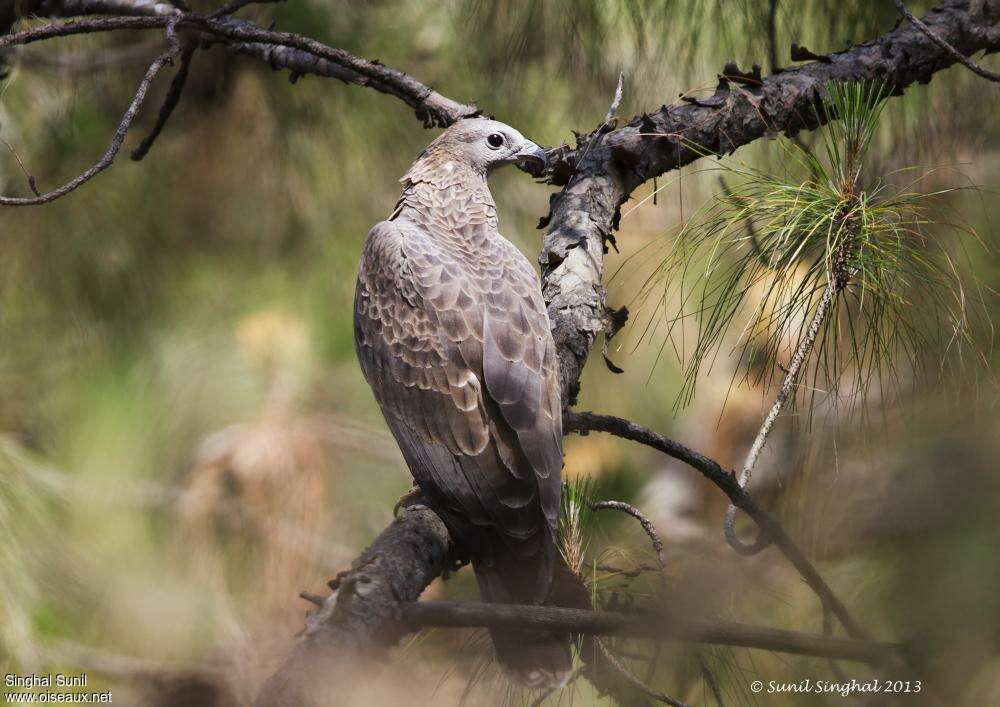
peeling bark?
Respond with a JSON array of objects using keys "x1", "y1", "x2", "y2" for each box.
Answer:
[{"x1": 540, "y1": 0, "x2": 1000, "y2": 405}]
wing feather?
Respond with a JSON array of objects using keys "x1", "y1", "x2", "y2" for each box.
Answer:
[{"x1": 354, "y1": 218, "x2": 563, "y2": 580}]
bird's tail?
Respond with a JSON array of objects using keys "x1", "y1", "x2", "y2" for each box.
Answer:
[
  {"x1": 476, "y1": 552, "x2": 662, "y2": 703},
  {"x1": 473, "y1": 551, "x2": 592, "y2": 690}
]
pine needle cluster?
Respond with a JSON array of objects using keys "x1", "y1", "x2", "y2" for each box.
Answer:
[{"x1": 634, "y1": 81, "x2": 990, "y2": 410}]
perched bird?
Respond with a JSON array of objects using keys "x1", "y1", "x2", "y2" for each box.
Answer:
[{"x1": 354, "y1": 118, "x2": 586, "y2": 688}]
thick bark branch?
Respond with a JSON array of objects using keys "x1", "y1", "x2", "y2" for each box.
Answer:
[
  {"x1": 539, "y1": 0, "x2": 1000, "y2": 406},
  {"x1": 252, "y1": 504, "x2": 454, "y2": 707},
  {"x1": 401, "y1": 602, "x2": 898, "y2": 665}
]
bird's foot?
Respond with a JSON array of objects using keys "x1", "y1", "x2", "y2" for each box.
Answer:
[{"x1": 393, "y1": 484, "x2": 423, "y2": 516}]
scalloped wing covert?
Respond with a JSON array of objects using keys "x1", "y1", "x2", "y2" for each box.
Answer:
[{"x1": 354, "y1": 217, "x2": 562, "y2": 594}]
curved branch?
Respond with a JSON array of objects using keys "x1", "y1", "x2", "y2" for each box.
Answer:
[
  {"x1": 6, "y1": 3, "x2": 481, "y2": 127},
  {"x1": 0, "y1": 18, "x2": 180, "y2": 206},
  {"x1": 130, "y1": 41, "x2": 196, "y2": 161},
  {"x1": 590, "y1": 638, "x2": 690, "y2": 707},
  {"x1": 592, "y1": 500, "x2": 665, "y2": 571},
  {"x1": 563, "y1": 410, "x2": 869, "y2": 641},
  {"x1": 724, "y1": 278, "x2": 838, "y2": 555}
]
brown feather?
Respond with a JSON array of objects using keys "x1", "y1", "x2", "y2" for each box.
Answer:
[{"x1": 354, "y1": 118, "x2": 568, "y2": 687}]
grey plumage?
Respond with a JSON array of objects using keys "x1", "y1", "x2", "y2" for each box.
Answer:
[{"x1": 354, "y1": 118, "x2": 577, "y2": 687}]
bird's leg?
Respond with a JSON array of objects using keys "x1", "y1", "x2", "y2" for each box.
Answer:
[{"x1": 393, "y1": 483, "x2": 423, "y2": 516}]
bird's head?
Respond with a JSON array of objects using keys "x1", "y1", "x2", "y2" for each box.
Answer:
[{"x1": 414, "y1": 117, "x2": 548, "y2": 178}]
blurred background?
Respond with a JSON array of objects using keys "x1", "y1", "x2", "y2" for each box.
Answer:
[{"x1": 0, "y1": 1, "x2": 997, "y2": 704}]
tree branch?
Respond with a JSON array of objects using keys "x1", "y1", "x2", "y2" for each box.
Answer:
[
  {"x1": 723, "y1": 278, "x2": 838, "y2": 556},
  {"x1": 893, "y1": 0, "x2": 1000, "y2": 82},
  {"x1": 539, "y1": 0, "x2": 1000, "y2": 407},
  {"x1": 130, "y1": 41, "x2": 196, "y2": 161},
  {"x1": 563, "y1": 411, "x2": 869, "y2": 641},
  {"x1": 401, "y1": 602, "x2": 898, "y2": 665},
  {"x1": 6, "y1": 1, "x2": 986, "y2": 701},
  {"x1": 0, "y1": 4, "x2": 481, "y2": 204},
  {"x1": 5, "y1": 0, "x2": 994, "y2": 211},
  {"x1": 252, "y1": 503, "x2": 455, "y2": 707},
  {"x1": 7, "y1": 2, "x2": 481, "y2": 127},
  {"x1": 0, "y1": 17, "x2": 181, "y2": 206},
  {"x1": 592, "y1": 500, "x2": 665, "y2": 571}
]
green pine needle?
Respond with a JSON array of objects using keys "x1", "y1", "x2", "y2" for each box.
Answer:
[
  {"x1": 632, "y1": 80, "x2": 991, "y2": 411},
  {"x1": 558, "y1": 476, "x2": 597, "y2": 576}
]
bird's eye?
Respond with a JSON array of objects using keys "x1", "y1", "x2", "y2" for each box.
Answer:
[{"x1": 486, "y1": 133, "x2": 505, "y2": 149}]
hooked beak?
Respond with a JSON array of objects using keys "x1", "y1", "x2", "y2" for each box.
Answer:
[{"x1": 513, "y1": 141, "x2": 549, "y2": 176}]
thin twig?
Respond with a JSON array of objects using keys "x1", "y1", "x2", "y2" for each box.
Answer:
[
  {"x1": 593, "y1": 637, "x2": 690, "y2": 706},
  {"x1": 604, "y1": 70, "x2": 625, "y2": 125},
  {"x1": 131, "y1": 41, "x2": 196, "y2": 160},
  {"x1": 0, "y1": 18, "x2": 181, "y2": 206},
  {"x1": 723, "y1": 277, "x2": 838, "y2": 555},
  {"x1": 1, "y1": 137, "x2": 40, "y2": 195},
  {"x1": 564, "y1": 411, "x2": 869, "y2": 640},
  {"x1": 592, "y1": 500, "x2": 665, "y2": 571},
  {"x1": 580, "y1": 499, "x2": 677, "y2": 707},
  {"x1": 892, "y1": 0, "x2": 1000, "y2": 82}
]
